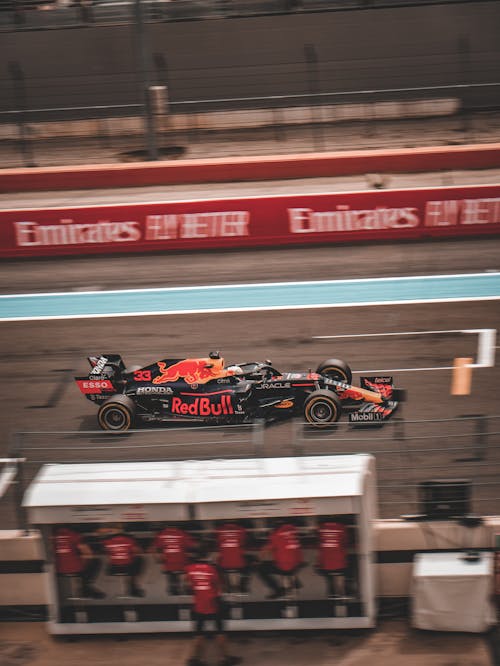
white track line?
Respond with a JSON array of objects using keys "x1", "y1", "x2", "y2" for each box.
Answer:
[
  {"x1": 474, "y1": 328, "x2": 497, "y2": 368},
  {"x1": 313, "y1": 328, "x2": 497, "y2": 373}
]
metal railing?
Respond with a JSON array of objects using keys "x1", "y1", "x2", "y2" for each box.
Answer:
[
  {"x1": 4, "y1": 422, "x2": 264, "y2": 531},
  {"x1": 0, "y1": 0, "x2": 486, "y2": 32},
  {"x1": 293, "y1": 414, "x2": 500, "y2": 518},
  {"x1": 4, "y1": 82, "x2": 500, "y2": 120},
  {"x1": 3, "y1": 414, "x2": 500, "y2": 530},
  {"x1": 1, "y1": 0, "x2": 499, "y2": 165},
  {"x1": 2, "y1": 85, "x2": 499, "y2": 168}
]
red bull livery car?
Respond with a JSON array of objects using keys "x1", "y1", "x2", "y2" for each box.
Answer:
[{"x1": 75, "y1": 351, "x2": 404, "y2": 431}]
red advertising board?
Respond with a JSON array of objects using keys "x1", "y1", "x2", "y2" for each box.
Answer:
[{"x1": 0, "y1": 185, "x2": 499, "y2": 258}]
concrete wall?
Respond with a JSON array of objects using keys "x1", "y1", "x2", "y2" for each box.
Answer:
[
  {"x1": 2, "y1": 518, "x2": 499, "y2": 607},
  {"x1": 1, "y1": 2, "x2": 499, "y2": 116},
  {"x1": 0, "y1": 530, "x2": 47, "y2": 606}
]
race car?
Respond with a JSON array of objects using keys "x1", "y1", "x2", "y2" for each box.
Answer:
[{"x1": 75, "y1": 351, "x2": 404, "y2": 431}]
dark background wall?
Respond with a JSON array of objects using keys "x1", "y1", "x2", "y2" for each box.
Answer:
[{"x1": 1, "y1": 1, "x2": 499, "y2": 117}]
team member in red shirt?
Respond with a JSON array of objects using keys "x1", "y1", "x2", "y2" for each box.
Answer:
[
  {"x1": 102, "y1": 524, "x2": 144, "y2": 597},
  {"x1": 150, "y1": 524, "x2": 197, "y2": 595},
  {"x1": 185, "y1": 545, "x2": 241, "y2": 666},
  {"x1": 258, "y1": 518, "x2": 304, "y2": 599},
  {"x1": 215, "y1": 521, "x2": 252, "y2": 594},
  {"x1": 52, "y1": 525, "x2": 104, "y2": 599},
  {"x1": 316, "y1": 518, "x2": 349, "y2": 598}
]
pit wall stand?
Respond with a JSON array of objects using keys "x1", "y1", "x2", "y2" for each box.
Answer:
[{"x1": 23, "y1": 454, "x2": 377, "y2": 634}]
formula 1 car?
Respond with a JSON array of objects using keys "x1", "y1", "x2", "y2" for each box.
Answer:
[{"x1": 75, "y1": 352, "x2": 404, "y2": 431}]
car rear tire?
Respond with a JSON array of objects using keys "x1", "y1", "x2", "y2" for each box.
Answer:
[
  {"x1": 303, "y1": 390, "x2": 342, "y2": 427},
  {"x1": 316, "y1": 358, "x2": 352, "y2": 384},
  {"x1": 98, "y1": 394, "x2": 135, "y2": 431}
]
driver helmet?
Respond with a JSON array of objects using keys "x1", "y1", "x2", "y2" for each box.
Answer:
[{"x1": 226, "y1": 365, "x2": 244, "y2": 375}]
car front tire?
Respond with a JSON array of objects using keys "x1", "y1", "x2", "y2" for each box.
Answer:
[{"x1": 303, "y1": 390, "x2": 342, "y2": 427}]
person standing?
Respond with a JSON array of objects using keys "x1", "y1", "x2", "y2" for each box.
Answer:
[
  {"x1": 316, "y1": 518, "x2": 349, "y2": 598},
  {"x1": 150, "y1": 524, "x2": 197, "y2": 595},
  {"x1": 215, "y1": 521, "x2": 252, "y2": 593},
  {"x1": 184, "y1": 544, "x2": 241, "y2": 666},
  {"x1": 52, "y1": 525, "x2": 104, "y2": 599},
  {"x1": 258, "y1": 519, "x2": 304, "y2": 599},
  {"x1": 102, "y1": 524, "x2": 144, "y2": 597}
]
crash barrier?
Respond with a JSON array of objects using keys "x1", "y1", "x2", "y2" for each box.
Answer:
[
  {"x1": 1, "y1": 182, "x2": 499, "y2": 258},
  {"x1": 1, "y1": 143, "x2": 499, "y2": 194}
]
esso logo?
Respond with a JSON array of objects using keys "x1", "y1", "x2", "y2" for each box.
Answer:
[{"x1": 83, "y1": 380, "x2": 111, "y2": 389}]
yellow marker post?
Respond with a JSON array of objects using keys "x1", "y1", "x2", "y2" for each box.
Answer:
[{"x1": 451, "y1": 357, "x2": 473, "y2": 395}]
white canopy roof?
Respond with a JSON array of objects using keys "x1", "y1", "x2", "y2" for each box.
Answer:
[{"x1": 23, "y1": 454, "x2": 374, "y2": 523}]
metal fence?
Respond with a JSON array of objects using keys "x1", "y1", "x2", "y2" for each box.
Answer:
[
  {"x1": 293, "y1": 414, "x2": 500, "y2": 519},
  {"x1": 0, "y1": 0, "x2": 484, "y2": 32},
  {"x1": 3, "y1": 422, "x2": 264, "y2": 531},
  {"x1": 1, "y1": 0, "x2": 500, "y2": 167},
  {"x1": 3, "y1": 414, "x2": 499, "y2": 530},
  {"x1": 2, "y1": 86, "x2": 500, "y2": 168}
]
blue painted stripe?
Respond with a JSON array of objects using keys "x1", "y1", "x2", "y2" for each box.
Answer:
[{"x1": 1, "y1": 273, "x2": 499, "y2": 321}]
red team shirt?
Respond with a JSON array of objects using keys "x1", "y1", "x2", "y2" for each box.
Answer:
[
  {"x1": 317, "y1": 522, "x2": 348, "y2": 571},
  {"x1": 53, "y1": 528, "x2": 84, "y2": 575},
  {"x1": 267, "y1": 523, "x2": 303, "y2": 572},
  {"x1": 185, "y1": 562, "x2": 221, "y2": 614},
  {"x1": 103, "y1": 534, "x2": 140, "y2": 566},
  {"x1": 153, "y1": 527, "x2": 196, "y2": 572},
  {"x1": 216, "y1": 523, "x2": 247, "y2": 569}
]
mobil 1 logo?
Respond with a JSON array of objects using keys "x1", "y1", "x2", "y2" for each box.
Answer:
[{"x1": 349, "y1": 411, "x2": 384, "y2": 424}]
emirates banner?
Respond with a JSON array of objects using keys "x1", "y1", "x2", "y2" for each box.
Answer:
[{"x1": 1, "y1": 184, "x2": 499, "y2": 258}]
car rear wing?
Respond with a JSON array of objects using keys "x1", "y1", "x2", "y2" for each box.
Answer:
[
  {"x1": 74, "y1": 354, "x2": 125, "y2": 401},
  {"x1": 87, "y1": 354, "x2": 126, "y2": 375}
]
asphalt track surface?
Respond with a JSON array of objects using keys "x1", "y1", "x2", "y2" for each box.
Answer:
[
  {"x1": 2, "y1": 117, "x2": 500, "y2": 666},
  {"x1": 0, "y1": 165, "x2": 499, "y2": 528},
  {"x1": 1, "y1": 231, "x2": 500, "y2": 527},
  {"x1": 1, "y1": 115, "x2": 500, "y2": 666}
]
